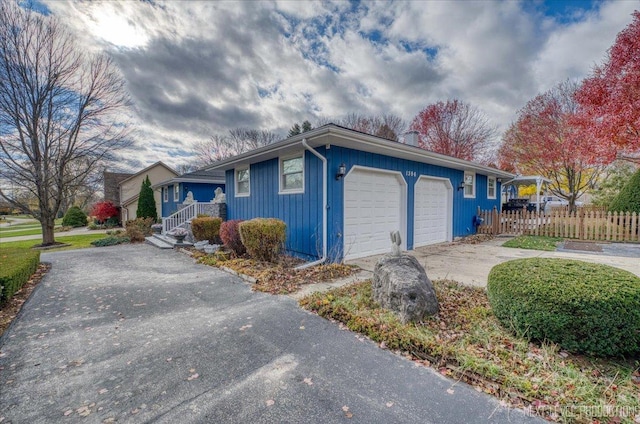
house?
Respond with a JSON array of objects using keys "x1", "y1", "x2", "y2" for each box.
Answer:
[
  {"x1": 104, "y1": 161, "x2": 178, "y2": 223},
  {"x1": 153, "y1": 168, "x2": 226, "y2": 218},
  {"x1": 205, "y1": 124, "x2": 514, "y2": 262}
]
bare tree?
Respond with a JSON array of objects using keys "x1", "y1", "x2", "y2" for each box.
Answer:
[
  {"x1": 194, "y1": 128, "x2": 280, "y2": 166},
  {"x1": 316, "y1": 113, "x2": 406, "y2": 141},
  {"x1": 409, "y1": 100, "x2": 496, "y2": 162},
  {"x1": 0, "y1": 2, "x2": 130, "y2": 245}
]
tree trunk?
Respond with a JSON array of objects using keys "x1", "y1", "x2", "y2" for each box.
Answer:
[{"x1": 41, "y1": 217, "x2": 56, "y2": 245}]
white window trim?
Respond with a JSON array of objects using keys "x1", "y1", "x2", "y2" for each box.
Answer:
[
  {"x1": 463, "y1": 171, "x2": 476, "y2": 198},
  {"x1": 173, "y1": 184, "x2": 179, "y2": 202},
  {"x1": 163, "y1": 187, "x2": 168, "y2": 203},
  {"x1": 278, "y1": 153, "x2": 305, "y2": 195},
  {"x1": 235, "y1": 166, "x2": 250, "y2": 197},
  {"x1": 487, "y1": 176, "x2": 497, "y2": 199}
]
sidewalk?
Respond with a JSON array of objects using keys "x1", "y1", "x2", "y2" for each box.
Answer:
[{"x1": 347, "y1": 237, "x2": 640, "y2": 287}]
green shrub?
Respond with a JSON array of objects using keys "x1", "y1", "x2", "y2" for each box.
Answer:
[
  {"x1": 91, "y1": 236, "x2": 130, "y2": 247},
  {"x1": 125, "y1": 217, "x2": 154, "y2": 242},
  {"x1": 136, "y1": 175, "x2": 158, "y2": 221},
  {"x1": 220, "y1": 219, "x2": 245, "y2": 256},
  {"x1": 0, "y1": 248, "x2": 40, "y2": 302},
  {"x1": 487, "y1": 258, "x2": 640, "y2": 357},
  {"x1": 609, "y1": 168, "x2": 640, "y2": 214},
  {"x1": 62, "y1": 206, "x2": 87, "y2": 227},
  {"x1": 191, "y1": 217, "x2": 222, "y2": 244},
  {"x1": 239, "y1": 218, "x2": 286, "y2": 262},
  {"x1": 87, "y1": 222, "x2": 98, "y2": 230}
]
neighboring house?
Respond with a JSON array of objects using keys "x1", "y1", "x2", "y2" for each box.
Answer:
[
  {"x1": 206, "y1": 124, "x2": 514, "y2": 262},
  {"x1": 104, "y1": 161, "x2": 178, "y2": 223},
  {"x1": 153, "y1": 168, "x2": 226, "y2": 217}
]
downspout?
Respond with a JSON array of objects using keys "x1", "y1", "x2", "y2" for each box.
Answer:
[{"x1": 296, "y1": 138, "x2": 327, "y2": 269}]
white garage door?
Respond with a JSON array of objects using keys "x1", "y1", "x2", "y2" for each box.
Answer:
[
  {"x1": 414, "y1": 177, "x2": 451, "y2": 247},
  {"x1": 344, "y1": 168, "x2": 405, "y2": 260}
]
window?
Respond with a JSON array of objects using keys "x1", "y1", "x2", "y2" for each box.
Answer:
[
  {"x1": 463, "y1": 171, "x2": 475, "y2": 198},
  {"x1": 235, "y1": 166, "x2": 250, "y2": 197},
  {"x1": 163, "y1": 187, "x2": 168, "y2": 202},
  {"x1": 487, "y1": 176, "x2": 496, "y2": 199},
  {"x1": 173, "y1": 184, "x2": 179, "y2": 202},
  {"x1": 279, "y1": 154, "x2": 304, "y2": 194}
]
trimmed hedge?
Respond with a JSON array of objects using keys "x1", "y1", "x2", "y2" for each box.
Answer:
[
  {"x1": 487, "y1": 258, "x2": 640, "y2": 357},
  {"x1": 220, "y1": 219, "x2": 245, "y2": 256},
  {"x1": 62, "y1": 206, "x2": 87, "y2": 227},
  {"x1": 0, "y1": 248, "x2": 40, "y2": 302},
  {"x1": 239, "y1": 218, "x2": 286, "y2": 262},
  {"x1": 191, "y1": 217, "x2": 222, "y2": 244}
]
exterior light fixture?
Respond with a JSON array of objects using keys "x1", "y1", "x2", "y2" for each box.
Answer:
[
  {"x1": 458, "y1": 181, "x2": 465, "y2": 191},
  {"x1": 336, "y1": 163, "x2": 346, "y2": 180}
]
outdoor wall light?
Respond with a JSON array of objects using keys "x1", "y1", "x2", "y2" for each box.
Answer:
[
  {"x1": 457, "y1": 181, "x2": 466, "y2": 191},
  {"x1": 336, "y1": 163, "x2": 346, "y2": 180}
]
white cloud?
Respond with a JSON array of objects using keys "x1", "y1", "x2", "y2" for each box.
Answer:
[{"x1": 41, "y1": 0, "x2": 639, "y2": 171}]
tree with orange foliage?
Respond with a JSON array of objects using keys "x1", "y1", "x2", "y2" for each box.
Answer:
[{"x1": 574, "y1": 11, "x2": 640, "y2": 161}]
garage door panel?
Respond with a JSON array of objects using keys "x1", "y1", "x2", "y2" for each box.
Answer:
[
  {"x1": 344, "y1": 169, "x2": 404, "y2": 260},
  {"x1": 414, "y1": 178, "x2": 450, "y2": 247}
]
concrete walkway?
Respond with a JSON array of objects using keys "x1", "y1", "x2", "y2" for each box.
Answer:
[
  {"x1": 0, "y1": 245, "x2": 541, "y2": 423},
  {"x1": 348, "y1": 237, "x2": 640, "y2": 287}
]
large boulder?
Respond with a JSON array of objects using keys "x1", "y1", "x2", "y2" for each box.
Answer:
[{"x1": 373, "y1": 254, "x2": 439, "y2": 323}]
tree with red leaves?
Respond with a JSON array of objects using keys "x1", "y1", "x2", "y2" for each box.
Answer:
[
  {"x1": 92, "y1": 201, "x2": 119, "y2": 224},
  {"x1": 575, "y1": 11, "x2": 640, "y2": 161},
  {"x1": 409, "y1": 100, "x2": 496, "y2": 162},
  {"x1": 498, "y1": 81, "x2": 616, "y2": 210}
]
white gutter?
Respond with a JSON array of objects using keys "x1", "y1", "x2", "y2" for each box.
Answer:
[{"x1": 296, "y1": 138, "x2": 327, "y2": 269}]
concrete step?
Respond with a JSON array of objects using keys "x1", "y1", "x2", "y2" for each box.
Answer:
[
  {"x1": 145, "y1": 233, "x2": 193, "y2": 249},
  {"x1": 145, "y1": 236, "x2": 173, "y2": 249}
]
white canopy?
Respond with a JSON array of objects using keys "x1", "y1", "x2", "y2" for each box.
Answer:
[{"x1": 502, "y1": 175, "x2": 551, "y2": 213}]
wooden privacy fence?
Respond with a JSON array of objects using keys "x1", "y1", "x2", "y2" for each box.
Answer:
[{"x1": 477, "y1": 207, "x2": 640, "y2": 242}]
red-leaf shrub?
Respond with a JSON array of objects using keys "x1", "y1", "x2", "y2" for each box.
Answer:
[
  {"x1": 92, "y1": 201, "x2": 119, "y2": 223},
  {"x1": 239, "y1": 218, "x2": 286, "y2": 262},
  {"x1": 220, "y1": 219, "x2": 245, "y2": 256}
]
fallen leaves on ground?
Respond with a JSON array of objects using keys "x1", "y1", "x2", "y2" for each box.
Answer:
[
  {"x1": 300, "y1": 279, "x2": 640, "y2": 422},
  {"x1": 195, "y1": 251, "x2": 357, "y2": 294}
]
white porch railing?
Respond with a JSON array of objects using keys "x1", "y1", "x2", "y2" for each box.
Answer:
[{"x1": 162, "y1": 201, "x2": 215, "y2": 234}]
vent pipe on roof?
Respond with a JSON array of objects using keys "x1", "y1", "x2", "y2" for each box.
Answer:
[{"x1": 403, "y1": 131, "x2": 419, "y2": 146}]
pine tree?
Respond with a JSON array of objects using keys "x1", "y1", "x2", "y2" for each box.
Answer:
[{"x1": 136, "y1": 175, "x2": 158, "y2": 221}]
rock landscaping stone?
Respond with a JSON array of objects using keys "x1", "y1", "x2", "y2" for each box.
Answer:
[{"x1": 373, "y1": 254, "x2": 439, "y2": 323}]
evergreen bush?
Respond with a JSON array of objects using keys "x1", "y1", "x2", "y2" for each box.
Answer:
[
  {"x1": 488, "y1": 258, "x2": 640, "y2": 357},
  {"x1": 0, "y1": 248, "x2": 40, "y2": 302},
  {"x1": 608, "y1": 168, "x2": 640, "y2": 214},
  {"x1": 62, "y1": 206, "x2": 87, "y2": 227},
  {"x1": 136, "y1": 175, "x2": 157, "y2": 221}
]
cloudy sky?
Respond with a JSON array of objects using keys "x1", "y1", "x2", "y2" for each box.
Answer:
[{"x1": 40, "y1": 0, "x2": 639, "y2": 172}]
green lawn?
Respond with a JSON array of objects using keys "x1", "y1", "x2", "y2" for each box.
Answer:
[
  {"x1": 502, "y1": 235, "x2": 563, "y2": 251},
  {"x1": 0, "y1": 233, "x2": 105, "y2": 251},
  {"x1": 0, "y1": 219, "x2": 64, "y2": 238}
]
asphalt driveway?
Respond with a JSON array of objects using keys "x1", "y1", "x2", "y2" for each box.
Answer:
[{"x1": 0, "y1": 245, "x2": 541, "y2": 423}]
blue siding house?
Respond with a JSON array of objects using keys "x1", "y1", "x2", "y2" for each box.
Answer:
[
  {"x1": 153, "y1": 169, "x2": 225, "y2": 218},
  {"x1": 206, "y1": 124, "x2": 513, "y2": 262}
]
